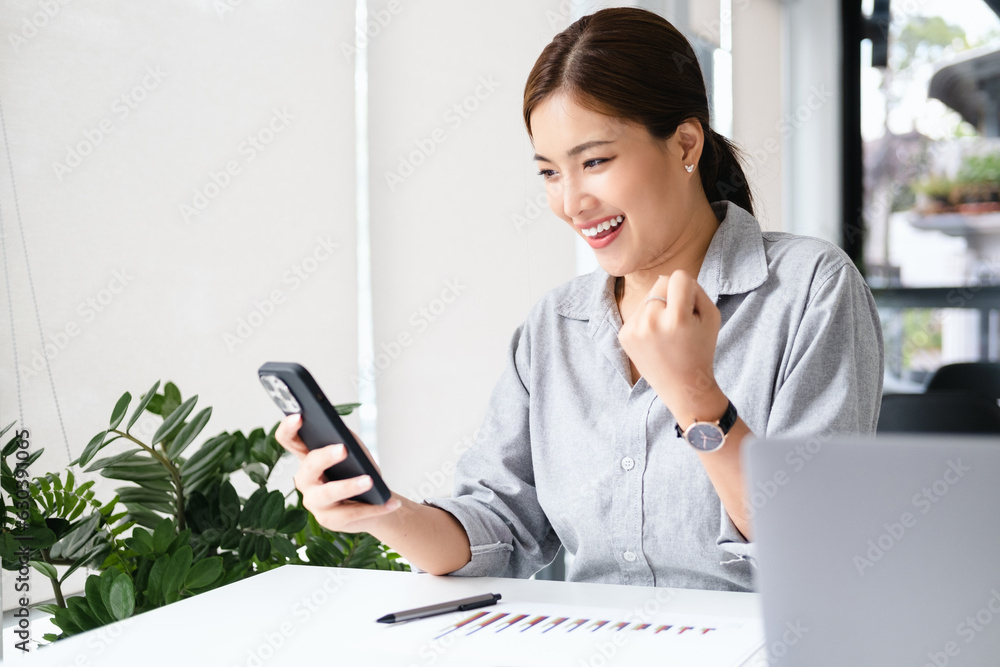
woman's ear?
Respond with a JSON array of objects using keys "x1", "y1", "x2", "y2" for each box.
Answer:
[{"x1": 673, "y1": 119, "x2": 705, "y2": 168}]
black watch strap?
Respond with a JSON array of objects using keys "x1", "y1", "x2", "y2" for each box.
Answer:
[{"x1": 674, "y1": 400, "x2": 738, "y2": 438}]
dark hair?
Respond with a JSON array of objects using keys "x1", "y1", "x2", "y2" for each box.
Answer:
[{"x1": 523, "y1": 7, "x2": 754, "y2": 217}]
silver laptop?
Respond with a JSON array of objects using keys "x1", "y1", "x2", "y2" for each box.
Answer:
[{"x1": 744, "y1": 435, "x2": 1000, "y2": 666}]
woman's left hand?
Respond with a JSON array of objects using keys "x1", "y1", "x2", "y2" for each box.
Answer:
[{"x1": 618, "y1": 271, "x2": 728, "y2": 427}]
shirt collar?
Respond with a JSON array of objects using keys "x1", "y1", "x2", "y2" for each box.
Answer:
[{"x1": 554, "y1": 201, "x2": 768, "y2": 329}]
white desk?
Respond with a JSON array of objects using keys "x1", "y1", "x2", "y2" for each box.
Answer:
[{"x1": 18, "y1": 566, "x2": 764, "y2": 666}]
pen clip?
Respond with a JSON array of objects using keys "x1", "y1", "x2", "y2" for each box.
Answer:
[{"x1": 457, "y1": 594, "x2": 500, "y2": 612}]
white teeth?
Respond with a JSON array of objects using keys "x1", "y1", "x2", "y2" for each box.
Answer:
[{"x1": 583, "y1": 216, "x2": 624, "y2": 237}]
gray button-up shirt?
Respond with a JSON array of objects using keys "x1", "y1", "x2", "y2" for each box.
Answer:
[{"x1": 425, "y1": 201, "x2": 884, "y2": 591}]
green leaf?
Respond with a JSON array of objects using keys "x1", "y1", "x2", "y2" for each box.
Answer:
[
  {"x1": 85, "y1": 449, "x2": 149, "y2": 473},
  {"x1": 130, "y1": 527, "x2": 153, "y2": 550},
  {"x1": 258, "y1": 491, "x2": 285, "y2": 530},
  {"x1": 109, "y1": 392, "x2": 132, "y2": 430},
  {"x1": 78, "y1": 431, "x2": 109, "y2": 468},
  {"x1": 108, "y1": 575, "x2": 135, "y2": 620},
  {"x1": 30, "y1": 560, "x2": 57, "y2": 580},
  {"x1": 334, "y1": 402, "x2": 360, "y2": 416},
  {"x1": 85, "y1": 574, "x2": 114, "y2": 626},
  {"x1": 254, "y1": 535, "x2": 271, "y2": 561},
  {"x1": 99, "y1": 568, "x2": 119, "y2": 613},
  {"x1": 162, "y1": 546, "x2": 193, "y2": 603},
  {"x1": 166, "y1": 407, "x2": 212, "y2": 459},
  {"x1": 116, "y1": 487, "x2": 174, "y2": 506},
  {"x1": 126, "y1": 381, "x2": 160, "y2": 432},
  {"x1": 163, "y1": 382, "x2": 182, "y2": 411},
  {"x1": 101, "y1": 461, "x2": 171, "y2": 483},
  {"x1": 220, "y1": 528, "x2": 242, "y2": 550},
  {"x1": 179, "y1": 434, "x2": 233, "y2": 488},
  {"x1": 146, "y1": 394, "x2": 164, "y2": 416},
  {"x1": 144, "y1": 556, "x2": 169, "y2": 607},
  {"x1": 239, "y1": 488, "x2": 268, "y2": 527},
  {"x1": 272, "y1": 535, "x2": 299, "y2": 559},
  {"x1": 151, "y1": 396, "x2": 198, "y2": 446},
  {"x1": 237, "y1": 533, "x2": 255, "y2": 562},
  {"x1": 244, "y1": 462, "x2": 268, "y2": 487},
  {"x1": 66, "y1": 596, "x2": 99, "y2": 632},
  {"x1": 218, "y1": 482, "x2": 240, "y2": 529},
  {"x1": 152, "y1": 518, "x2": 175, "y2": 554},
  {"x1": 184, "y1": 557, "x2": 223, "y2": 589},
  {"x1": 277, "y1": 508, "x2": 307, "y2": 535}
]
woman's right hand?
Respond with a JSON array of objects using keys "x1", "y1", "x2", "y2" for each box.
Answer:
[{"x1": 275, "y1": 414, "x2": 402, "y2": 534}]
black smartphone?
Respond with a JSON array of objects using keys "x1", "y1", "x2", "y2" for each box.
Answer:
[{"x1": 258, "y1": 362, "x2": 391, "y2": 505}]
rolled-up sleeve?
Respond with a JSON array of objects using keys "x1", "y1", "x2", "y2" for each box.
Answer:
[{"x1": 422, "y1": 322, "x2": 560, "y2": 578}]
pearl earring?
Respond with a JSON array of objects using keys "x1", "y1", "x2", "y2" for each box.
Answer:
[{"x1": 684, "y1": 164, "x2": 694, "y2": 173}]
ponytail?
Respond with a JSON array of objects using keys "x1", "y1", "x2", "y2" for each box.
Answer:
[{"x1": 700, "y1": 128, "x2": 755, "y2": 217}]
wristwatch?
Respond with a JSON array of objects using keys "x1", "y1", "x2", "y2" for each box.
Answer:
[{"x1": 674, "y1": 400, "x2": 738, "y2": 452}]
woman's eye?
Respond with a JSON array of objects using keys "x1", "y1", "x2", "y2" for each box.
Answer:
[
  {"x1": 537, "y1": 169, "x2": 557, "y2": 180},
  {"x1": 584, "y1": 158, "x2": 609, "y2": 169}
]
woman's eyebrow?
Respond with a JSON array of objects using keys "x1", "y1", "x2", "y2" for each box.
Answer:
[{"x1": 533, "y1": 139, "x2": 615, "y2": 163}]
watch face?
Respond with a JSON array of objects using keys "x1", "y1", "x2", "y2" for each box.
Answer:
[{"x1": 685, "y1": 423, "x2": 725, "y2": 452}]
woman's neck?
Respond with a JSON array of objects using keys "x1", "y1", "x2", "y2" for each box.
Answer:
[{"x1": 615, "y1": 200, "x2": 721, "y2": 320}]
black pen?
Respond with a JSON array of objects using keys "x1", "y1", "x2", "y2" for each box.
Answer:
[{"x1": 376, "y1": 593, "x2": 502, "y2": 624}]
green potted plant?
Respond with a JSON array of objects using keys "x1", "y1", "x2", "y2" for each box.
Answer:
[
  {"x1": 1, "y1": 381, "x2": 407, "y2": 645},
  {"x1": 953, "y1": 151, "x2": 1000, "y2": 213},
  {"x1": 914, "y1": 174, "x2": 958, "y2": 214}
]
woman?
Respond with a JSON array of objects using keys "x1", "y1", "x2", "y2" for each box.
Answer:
[{"x1": 276, "y1": 7, "x2": 883, "y2": 592}]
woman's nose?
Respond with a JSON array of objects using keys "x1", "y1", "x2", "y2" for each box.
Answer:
[{"x1": 558, "y1": 177, "x2": 596, "y2": 220}]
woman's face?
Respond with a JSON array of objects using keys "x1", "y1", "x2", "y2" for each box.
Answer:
[{"x1": 530, "y1": 92, "x2": 701, "y2": 278}]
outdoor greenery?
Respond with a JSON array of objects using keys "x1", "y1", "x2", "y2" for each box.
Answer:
[{"x1": 0, "y1": 381, "x2": 407, "y2": 645}]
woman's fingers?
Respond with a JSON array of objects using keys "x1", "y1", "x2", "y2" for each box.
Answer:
[
  {"x1": 293, "y1": 443, "x2": 347, "y2": 490},
  {"x1": 275, "y1": 414, "x2": 310, "y2": 460},
  {"x1": 300, "y1": 471, "x2": 371, "y2": 509},
  {"x1": 666, "y1": 270, "x2": 697, "y2": 323}
]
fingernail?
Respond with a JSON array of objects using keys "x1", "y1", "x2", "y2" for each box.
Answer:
[
  {"x1": 388, "y1": 499, "x2": 401, "y2": 510},
  {"x1": 356, "y1": 475, "x2": 371, "y2": 488}
]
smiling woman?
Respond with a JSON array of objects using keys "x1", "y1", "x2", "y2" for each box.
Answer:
[{"x1": 276, "y1": 6, "x2": 885, "y2": 592}]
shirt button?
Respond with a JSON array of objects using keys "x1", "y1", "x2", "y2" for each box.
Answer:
[
  {"x1": 623, "y1": 550, "x2": 637, "y2": 562},
  {"x1": 620, "y1": 456, "x2": 635, "y2": 471}
]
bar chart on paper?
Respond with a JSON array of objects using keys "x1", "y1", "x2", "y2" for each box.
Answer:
[{"x1": 380, "y1": 602, "x2": 764, "y2": 666}]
